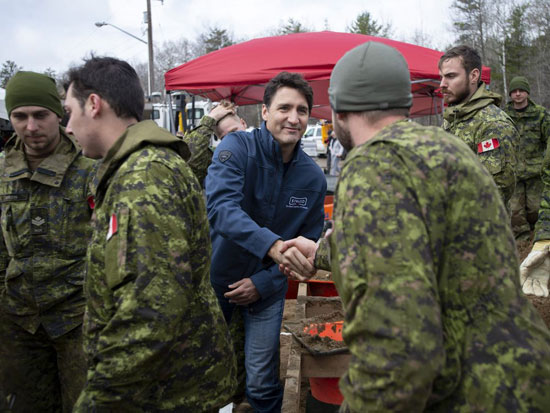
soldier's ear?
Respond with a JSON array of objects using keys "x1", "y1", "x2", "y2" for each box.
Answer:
[
  {"x1": 87, "y1": 94, "x2": 102, "y2": 118},
  {"x1": 88, "y1": 94, "x2": 111, "y2": 119},
  {"x1": 469, "y1": 68, "x2": 480, "y2": 85}
]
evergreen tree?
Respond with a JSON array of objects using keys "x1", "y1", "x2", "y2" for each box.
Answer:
[
  {"x1": 347, "y1": 11, "x2": 392, "y2": 37},
  {"x1": 0, "y1": 60, "x2": 22, "y2": 88},
  {"x1": 505, "y1": 3, "x2": 531, "y2": 79},
  {"x1": 43, "y1": 68, "x2": 57, "y2": 79},
  {"x1": 278, "y1": 18, "x2": 310, "y2": 35},
  {"x1": 451, "y1": 0, "x2": 489, "y2": 61},
  {"x1": 201, "y1": 27, "x2": 235, "y2": 54}
]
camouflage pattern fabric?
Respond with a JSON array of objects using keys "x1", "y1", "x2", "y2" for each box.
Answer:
[
  {"x1": 314, "y1": 237, "x2": 331, "y2": 271},
  {"x1": 0, "y1": 129, "x2": 96, "y2": 337},
  {"x1": 511, "y1": 177, "x2": 544, "y2": 239},
  {"x1": 535, "y1": 149, "x2": 550, "y2": 241},
  {"x1": 505, "y1": 100, "x2": 550, "y2": 238},
  {"x1": 0, "y1": 129, "x2": 95, "y2": 412},
  {"x1": 443, "y1": 83, "x2": 518, "y2": 204},
  {"x1": 74, "y1": 120, "x2": 237, "y2": 412},
  {"x1": 324, "y1": 120, "x2": 550, "y2": 412},
  {"x1": 228, "y1": 307, "x2": 246, "y2": 401},
  {"x1": 505, "y1": 99, "x2": 550, "y2": 180},
  {"x1": 182, "y1": 115, "x2": 216, "y2": 185},
  {"x1": 0, "y1": 319, "x2": 86, "y2": 413}
]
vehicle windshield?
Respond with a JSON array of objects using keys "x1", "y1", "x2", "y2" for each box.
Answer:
[{"x1": 304, "y1": 127, "x2": 320, "y2": 138}]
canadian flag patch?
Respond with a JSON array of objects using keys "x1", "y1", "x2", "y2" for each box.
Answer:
[
  {"x1": 107, "y1": 214, "x2": 118, "y2": 241},
  {"x1": 477, "y1": 138, "x2": 500, "y2": 153}
]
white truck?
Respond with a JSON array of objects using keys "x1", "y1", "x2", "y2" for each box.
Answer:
[{"x1": 147, "y1": 99, "x2": 212, "y2": 134}]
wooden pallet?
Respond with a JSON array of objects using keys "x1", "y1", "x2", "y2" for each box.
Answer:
[{"x1": 281, "y1": 283, "x2": 350, "y2": 413}]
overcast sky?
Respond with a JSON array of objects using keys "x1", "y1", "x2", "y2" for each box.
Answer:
[{"x1": 1, "y1": 0, "x2": 455, "y2": 76}]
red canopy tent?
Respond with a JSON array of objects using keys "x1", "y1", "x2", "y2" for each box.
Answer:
[{"x1": 165, "y1": 31, "x2": 491, "y2": 119}]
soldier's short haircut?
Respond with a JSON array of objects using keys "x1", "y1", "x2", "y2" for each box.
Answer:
[
  {"x1": 360, "y1": 108, "x2": 410, "y2": 123},
  {"x1": 439, "y1": 45, "x2": 482, "y2": 80},
  {"x1": 263, "y1": 72, "x2": 313, "y2": 114},
  {"x1": 65, "y1": 56, "x2": 144, "y2": 121}
]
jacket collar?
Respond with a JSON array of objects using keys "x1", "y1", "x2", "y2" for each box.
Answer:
[
  {"x1": 3, "y1": 127, "x2": 81, "y2": 187},
  {"x1": 93, "y1": 120, "x2": 190, "y2": 196},
  {"x1": 443, "y1": 82, "x2": 502, "y2": 124},
  {"x1": 505, "y1": 98, "x2": 537, "y2": 114}
]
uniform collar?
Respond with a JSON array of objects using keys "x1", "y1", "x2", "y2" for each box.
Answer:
[
  {"x1": 443, "y1": 82, "x2": 501, "y2": 124},
  {"x1": 93, "y1": 120, "x2": 190, "y2": 197},
  {"x1": 3, "y1": 127, "x2": 81, "y2": 187}
]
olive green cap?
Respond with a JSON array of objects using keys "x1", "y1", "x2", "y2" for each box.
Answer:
[
  {"x1": 329, "y1": 41, "x2": 412, "y2": 113},
  {"x1": 5, "y1": 71, "x2": 63, "y2": 117},
  {"x1": 509, "y1": 76, "x2": 530, "y2": 95}
]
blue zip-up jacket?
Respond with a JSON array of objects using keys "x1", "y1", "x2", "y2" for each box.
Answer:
[{"x1": 205, "y1": 122, "x2": 326, "y2": 312}]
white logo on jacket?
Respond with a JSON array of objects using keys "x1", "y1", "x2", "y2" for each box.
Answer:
[{"x1": 287, "y1": 196, "x2": 308, "y2": 209}]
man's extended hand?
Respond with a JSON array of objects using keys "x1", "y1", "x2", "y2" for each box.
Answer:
[
  {"x1": 520, "y1": 241, "x2": 550, "y2": 297},
  {"x1": 267, "y1": 239, "x2": 285, "y2": 265},
  {"x1": 225, "y1": 278, "x2": 260, "y2": 305},
  {"x1": 279, "y1": 236, "x2": 318, "y2": 281}
]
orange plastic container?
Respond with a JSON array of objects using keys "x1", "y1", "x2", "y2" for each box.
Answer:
[
  {"x1": 310, "y1": 377, "x2": 343, "y2": 405},
  {"x1": 324, "y1": 203, "x2": 333, "y2": 221}
]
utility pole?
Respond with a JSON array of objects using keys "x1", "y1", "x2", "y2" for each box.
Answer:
[{"x1": 146, "y1": 0, "x2": 154, "y2": 97}]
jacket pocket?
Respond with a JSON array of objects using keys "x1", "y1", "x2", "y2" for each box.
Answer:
[{"x1": 104, "y1": 208, "x2": 130, "y2": 290}]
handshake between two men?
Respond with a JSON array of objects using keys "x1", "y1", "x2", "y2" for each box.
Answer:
[
  {"x1": 271, "y1": 235, "x2": 550, "y2": 298},
  {"x1": 223, "y1": 236, "x2": 320, "y2": 306},
  {"x1": 270, "y1": 236, "x2": 321, "y2": 281}
]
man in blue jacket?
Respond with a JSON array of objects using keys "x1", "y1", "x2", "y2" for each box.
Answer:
[{"x1": 206, "y1": 72, "x2": 326, "y2": 412}]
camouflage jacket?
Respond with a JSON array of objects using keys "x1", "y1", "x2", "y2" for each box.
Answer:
[
  {"x1": 317, "y1": 120, "x2": 550, "y2": 412},
  {"x1": 535, "y1": 141, "x2": 550, "y2": 241},
  {"x1": 0, "y1": 129, "x2": 96, "y2": 338},
  {"x1": 182, "y1": 115, "x2": 216, "y2": 185},
  {"x1": 505, "y1": 99, "x2": 550, "y2": 180},
  {"x1": 75, "y1": 120, "x2": 237, "y2": 412},
  {"x1": 443, "y1": 83, "x2": 518, "y2": 203}
]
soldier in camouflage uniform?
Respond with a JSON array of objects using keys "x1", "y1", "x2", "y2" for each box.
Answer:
[
  {"x1": 439, "y1": 45, "x2": 518, "y2": 204},
  {"x1": 183, "y1": 100, "x2": 246, "y2": 184},
  {"x1": 0, "y1": 71, "x2": 96, "y2": 413},
  {"x1": 63, "y1": 57, "x2": 237, "y2": 412},
  {"x1": 280, "y1": 42, "x2": 550, "y2": 412},
  {"x1": 504, "y1": 76, "x2": 550, "y2": 239}
]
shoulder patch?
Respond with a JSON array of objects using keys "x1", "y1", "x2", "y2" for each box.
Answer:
[
  {"x1": 219, "y1": 150, "x2": 232, "y2": 163},
  {"x1": 477, "y1": 138, "x2": 500, "y2": 153}
]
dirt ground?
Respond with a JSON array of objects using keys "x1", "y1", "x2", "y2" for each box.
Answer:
[{"x1": 281, "y1": 297, "x2": 346, "y2": 412}]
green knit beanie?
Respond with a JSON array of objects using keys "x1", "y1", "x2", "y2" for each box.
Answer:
[
  {"x1": 5, "y1": 71, "x2": 63, "y2": 117},
  {"x1": 509, "y1": 76, "x2": 530, "y2": 95},
  {"x1": 329, "y1": 41, "x2": 412, "y2": 112}
]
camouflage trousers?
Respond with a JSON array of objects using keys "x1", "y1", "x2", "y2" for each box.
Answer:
[
  {"x1": 511, "y1": 177, "x2": 543, "y2": 240},
  {"x1": 0, "y1": 316, "x2": 86, "y2": 413},
  {"x1": 228, "y1": 307, "x2": 246, "y2": 401}
]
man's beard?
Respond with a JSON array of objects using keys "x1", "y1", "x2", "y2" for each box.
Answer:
[
  {"x1": 334, "y1": 121, "x2": 353, "y2": 152},
  {"x1": 444, "y1": 80, "x2": 472, "y2": 106}
]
